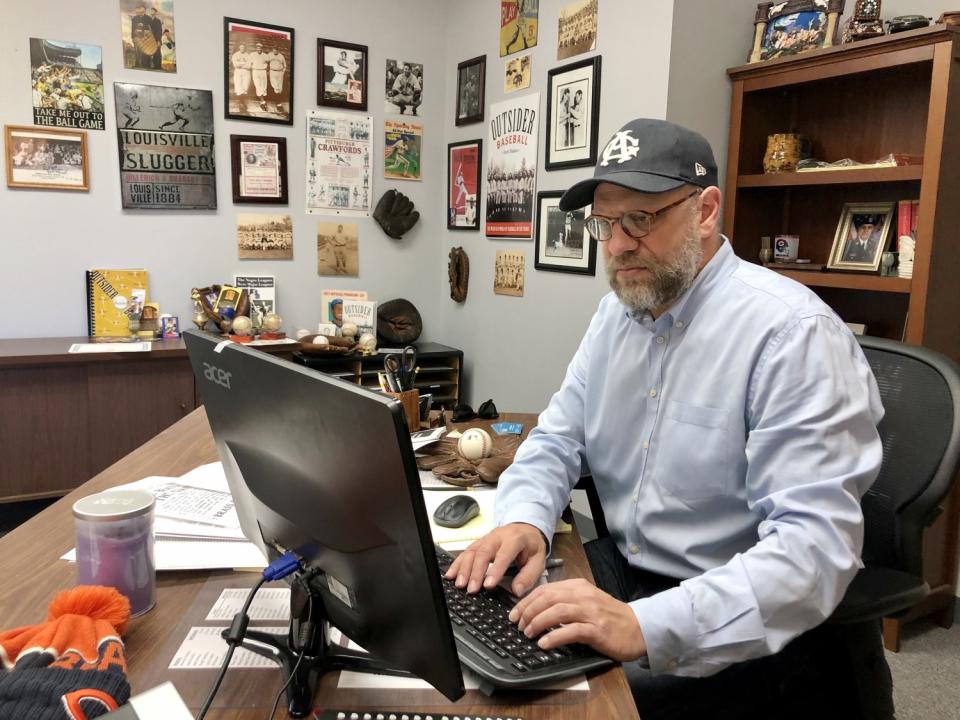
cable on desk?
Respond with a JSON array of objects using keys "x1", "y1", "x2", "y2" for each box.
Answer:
[{"x1": 264, "y1": 574, "x2": 315, "y2": 719}]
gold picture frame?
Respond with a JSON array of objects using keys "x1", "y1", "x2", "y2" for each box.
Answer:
[
  {"x1": 4, "y1": 124, "x2": 89, "y2": 191},
  {"x1": 827, "y1": 202, "x2": 895, "y2": 272}
]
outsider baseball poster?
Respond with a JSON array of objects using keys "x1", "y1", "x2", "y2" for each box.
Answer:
[
  {"x1": 306, "y1": 109, "x2": 372, "y2": 216},
  {"x1": 485, "y1": 93, "x2": 539, "y2": 238},
  {"x1": 113, "y1": 82, "x2": 217, "y2": 209},
  {"x1": 500, "y1": 0, "x2": 539, "y2": 57},
  {"x1": 119, "y1": 0, "x2": 176, "y2": 72},
  {"x1": 448, "y1": 140, "x2": 481, "y2": 230},
  {"x1": 383, "y1": 120, "x2": 422, "y2": 181},
  {"x1": 30, "y1": 39, "x2": 105, "y2": 131}
]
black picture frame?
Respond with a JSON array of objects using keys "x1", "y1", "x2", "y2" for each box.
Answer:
[
  {"x1": 447, "y1": 139, "x2": 483, "y2": 230},
  {"x1": 534, "y1": 190, "x2": 596, "y2": 275},
  {"x1": 455, "y1": 55, "x2": 486, "y2": 126},
  {"x1": 317, "y1": 38, "x2": 369, "y2": 111},
  {"x1": 229, "y1": 134, "x2": 289, "y2": 205},
  {"x1": 223, "y1": 18, "x2": 295, "y2": 125},
  {"x1": 545, "y1": 55, "x2": 601, "y2": 171}
]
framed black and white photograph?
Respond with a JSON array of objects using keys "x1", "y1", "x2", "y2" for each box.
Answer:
[
  {"x1": 5, "y1": 125, "x2": 89, "y2": 191},
  {"x1": 224, "y1": 18, "x2": 294, "y2": 125},
  {"x1": 318, "y1": 38, "x2": 368, "y2": 111},
  {"x1": 827, "y1": 202, "x2": 895, "y2": 272},
  {"x1": 534, "y1": 191, "x2": 596, "y2": 275},
  {"x1": 455, "y1": 55, "x2": 485, "y2": 126},
  {"x1": 230, "y1": 134, "x2": 288, "y2": 205},
  {"x1": 385, "y1": 59, "x2": 422, "y2": 116},
  {"x1": 545, "y1": 56, "x2": 601, "y2": 171}
]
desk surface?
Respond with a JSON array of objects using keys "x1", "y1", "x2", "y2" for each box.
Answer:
[{"x1": 0, "y1": 408, "x2": 638, "y2": 719}]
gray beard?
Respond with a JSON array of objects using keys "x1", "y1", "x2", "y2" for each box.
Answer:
[{"x1": 606, "y1": 223, "x2": 704, "y2": 316}]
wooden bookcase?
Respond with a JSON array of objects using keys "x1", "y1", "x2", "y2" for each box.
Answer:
[{"x1": 724, "y1": 26, "x2": 960, "y2": 650}]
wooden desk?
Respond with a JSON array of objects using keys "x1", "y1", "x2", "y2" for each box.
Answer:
[{"x1": 0, "y1": 409, "x2": 639, "y2": 719}]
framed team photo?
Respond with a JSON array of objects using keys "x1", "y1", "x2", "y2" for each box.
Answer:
[
  {"x1": 455, "y1": 55, "x2": 485, "y2": 126},
  {"x1": 448, "y1": 140, "x2": 482, "y2": 230},
  {"x1": 230, "y1": 134, "x2": 288, "y2": 205},
  {"x1": 318, "y1": 38, "x2": 368, "y2": 111},
  {"x1": 545, "y1": 56, "x2": 601, "y2": 171},
  {"x1": 224, "y1": 18, "x2": 294, "y2": 125},
  {"x1": 4, "y1": 125, "x2": 89, "y2": 191},
  {"x1": 534, "y1": 191, "x2": 596, "y2": 275}
]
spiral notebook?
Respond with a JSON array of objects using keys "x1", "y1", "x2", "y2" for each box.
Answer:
[{"x1": 85, "y1": 268, "x2": 149, "y2": 337}]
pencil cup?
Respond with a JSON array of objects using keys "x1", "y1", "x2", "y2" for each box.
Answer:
[
  {"x1": 73, "y1": 489, "x2": 156, "y2": 617},
  {"x1": 387, "y1": 389, "x2": 421, "y2": 431}
]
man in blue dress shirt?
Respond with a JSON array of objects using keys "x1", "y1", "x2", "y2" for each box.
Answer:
[{"x1": 446, "y1": 118, "x2": 893, "y2": 718}]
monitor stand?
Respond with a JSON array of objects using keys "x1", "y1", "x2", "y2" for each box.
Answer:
[{"x1": 229, "y1": 573, "x2": 413, "y2": 718}]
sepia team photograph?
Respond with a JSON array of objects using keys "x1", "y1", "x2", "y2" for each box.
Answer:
[
  {"x1": 557, "y1": 0, "x2": 598, "y2": 60},
  {"x1": 224, "y1": 18, "x2": 294, "y2": 124},
  {"x1": 236, "y1": 213, "x2": 294, "y2": 259}
]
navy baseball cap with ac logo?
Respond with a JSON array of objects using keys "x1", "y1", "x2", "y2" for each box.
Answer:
[{"x1": 559, "y1": 118, "x2": 719, "y2": 211}]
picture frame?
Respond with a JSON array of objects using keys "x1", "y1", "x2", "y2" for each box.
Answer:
[
  {"x1": 827, "y1": 202, "x2": 895, "y2": 272},
  {"x1": 455, "y1": 55, "x2": 486, "y2": 126},
  {"x1": 534, "y1": 191, "x2": 596, "y2": 275},
  {"x1": 230, "y1": 134, "x2": 289, "y2": 204},
  {"x1": 4, "y1": 124, "x2": 89, "y2": 191},
  {"x1": 317, "y1": 38, "x2": 369, "y2": 111},
  {"x1": 749, "y1": 0, "x2": 844, "y2": 63},
  {"x1": 447, "y1": 139, "x2": 482, "y2": 230},
  {"x1": 545, "y1": 56, "x2": 601, "y2": 171},
  {"x1": 224, "y1": 17, "x2": 295, "y2": 125}
]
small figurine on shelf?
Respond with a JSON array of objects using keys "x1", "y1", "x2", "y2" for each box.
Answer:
[
  {"x1": 260, "y1": 312, "x2": 286, "y2": 340},
  {"x1": 229, "y1": 315, "x2": 254, "y2": 343}
]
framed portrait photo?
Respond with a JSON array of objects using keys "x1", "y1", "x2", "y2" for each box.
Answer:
[
  {"x1": 455, "y1": 55, "x2": 486, "y2": 126},
  {"x1": 448, "y1": 139, "x2": 482, "y2": 230},
  {"x1": 749, "y1": 0, "x2": 844, "y2": 63},
  {"x1": 534, "y1": 191, "x2": 596, "y2": 275},
  {"x1": 230, "y1": 134, "x2": 288, "y2": 204},
  {"x1": 318, "y1": 38, "x2": 368, "y2": 111},
  {"x1": 4, "y1": 125, "x2": 89, "y2": 191},
  {"x1": 224, "y1": 18, "x2": 295, "y2": 125},
  {"x1": 545, "y1": 55, "x2": 601, "y2": 171},
  {"x1": 827, "y1": 202, "x2": 895, "y2": 272}
]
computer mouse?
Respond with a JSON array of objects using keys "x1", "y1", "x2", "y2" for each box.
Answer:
[{"x1": 433, "y1": 494, "x2": 480, "y2": 528}]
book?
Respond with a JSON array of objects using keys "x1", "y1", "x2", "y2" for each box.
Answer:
[
  {"x1": 342, "y1": 299, "x2": 377, "y2": 336},
  {"x1": 233, "y1": 274, "x2": 276, "y2": 329},
  {"x1": 321, "y1": 289, "x2": 367, "y2": 325},
  {"x1": 86, "y1": 269, "x2": 149, "y2": 337}
]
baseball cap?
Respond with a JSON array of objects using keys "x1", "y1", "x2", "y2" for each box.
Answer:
[{"x1": 559, "y1": 118, "x2": 718, "y2": 211}]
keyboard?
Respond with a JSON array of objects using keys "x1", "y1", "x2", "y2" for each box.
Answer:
[
  {"x1": 434, "y1": 546, "x2": 614, "y2": 687},
  {"x1": 315, "y1": 712, "x2": 522, "y2": 720}
]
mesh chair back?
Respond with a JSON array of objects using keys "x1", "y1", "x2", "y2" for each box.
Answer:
[{"x1": 858, "y1": 336, "x2": 960, "y2": 575}]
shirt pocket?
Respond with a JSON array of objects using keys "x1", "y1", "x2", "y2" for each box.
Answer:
[{"x1": 657, "y1": 400, "x2": 732, "y2": 501}]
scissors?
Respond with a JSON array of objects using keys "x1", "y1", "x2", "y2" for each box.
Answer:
[{"x1": 383, "y1": 345, "x2": 418, "y2": 391}]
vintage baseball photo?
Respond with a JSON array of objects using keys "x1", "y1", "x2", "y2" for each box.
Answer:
[
  {"x1": 500, "y1": 0, "x2": 539, "y2": 57},
  {"x1": 316, "y1": 221, "x2": 359, "y2": 277},
  {"x1": 114, "y1": 82, "x2": 216, "y2": 209},
  {"x1": 5, "y1": 125, "x2": 89, "y2": 191},
  {"x1": 237, "y1": 214, "x2": 293, "y2": 260},
  {"x1": 456, "y1": 55, "x2": 485, "y2": 126},
  {"x1": 504, "y1": 54, "x2": 531, "y2": 94},
  {"x1": 224, "y1": 18, "x2": 294, "y2": 125},
  {"x1": 448, "y1": 140, "x2": 481, "y2": 230},
  {"x1": 494, "y1": 250, "x2": 525, "y2": 297},
  {"x1": 384, "y1": 120, "x2": 422, "y2": 181},
  {"x1": 486, "y1": 93, "x2": 539, "y2": 238},
  {"x1": 557, "y1": 0, "x2": 598, "y2": 60},
  {"x1": 545, "y1": 56, "x2": 601, "y2": 170},
  {"x1": 306, "y1": 110, "x2": 372, "y2": 216},
  {"x1": 230, "y1": 134, "x2": 288, "y2": 204},
  {"x1": 119, "y1": 0, "x2": 176, "y2": 72},
  {"x1": 534, "y1": 190, "x2": 596, "y2": 274},
  {"x1": 318, "y1": 39, "x2": 367, "y2": 110},
  {"x1": 385, "y1": 60, "x2": 422, "y2": 115},
  {"x1": 30, "y1": 39, "x2": 105, "y2": 131}
]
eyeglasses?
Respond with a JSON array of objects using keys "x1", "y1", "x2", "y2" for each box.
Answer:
[{"x1": 584, "y1": 189, "x2": 700, "y2": 242}]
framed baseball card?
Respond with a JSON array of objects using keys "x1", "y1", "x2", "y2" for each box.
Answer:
[
  {"x1": 448, "y1": 140, "x2": 482, "y2": 230},
  {"x1": 230, "y1": 134, "x2": 288, "y2": 204},
  {"x1": 318, "y1": 38, "x2": 368, "y2": 111},
  {"x1": 224, "y1": 18, "x2": 295, "y2": 125},
  {"x1": 545, "y1": 55, "x2": 601, "y2": 171}
]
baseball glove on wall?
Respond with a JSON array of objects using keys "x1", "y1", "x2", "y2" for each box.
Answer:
[
  {"x1": 448, "y1": 246, "x2": 469, "y2": 303},
  {"x1": 373, "y1": 189, "x2": 420, "y2": 239}
]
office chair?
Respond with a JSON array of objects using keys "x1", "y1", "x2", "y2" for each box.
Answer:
[{"x1": 575, "y1": 335, "x2": 960, "y2": 630}]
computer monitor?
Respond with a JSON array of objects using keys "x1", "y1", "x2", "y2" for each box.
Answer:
[{"x1": 184, "y1": 330, "x2": 465, "y2": 712}]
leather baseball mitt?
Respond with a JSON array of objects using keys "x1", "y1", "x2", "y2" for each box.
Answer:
[
  {"x1": 448, "y1": 247, "x2": 469, "y2": 303},
  {"x1": 373, "y1": 189, "x2": 420, "y2": 239}
]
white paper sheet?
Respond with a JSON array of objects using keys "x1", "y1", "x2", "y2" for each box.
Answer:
[
  {"x1": 168, "y1": 626, "x2": 288, "y2": 669},
  {"x1": 68, "y1": 342, "x2": 152, "y2": 353},
  {"x1": 205, "y1": 588, "x2": 291, "y2": 622},
  {"x1": 62, "y1": 537, "x2": 265, "y2": 571}
]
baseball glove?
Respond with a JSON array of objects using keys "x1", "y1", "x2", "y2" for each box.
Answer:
[
  {"x1": 373, "y1": 189, "x2": 420, "y2": 239},
  {"x1": 416, "y1": 434, "x2": 521, "y2": 488},
  {"x1": 377, "y1": 298, "x2": 423, "y2": 344},
  {"x1": 448, "y1": 247, "x2": 469, "y2": 303}
]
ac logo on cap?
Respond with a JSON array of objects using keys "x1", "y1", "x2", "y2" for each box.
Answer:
[
  {"x1": 694, "y1": 162, "x2": 707, "y2": 177},
  {"x1": 601, "y1": 130, "x2": 640, "y2": 167}
]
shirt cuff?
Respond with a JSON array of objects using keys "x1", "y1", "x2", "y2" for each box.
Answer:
[
  {"x1": 630, "y1": 585, "x2": 699, "y2": 675},
  {"x1": 497, "y1": 502, "x2": 556, "y2": 554}
]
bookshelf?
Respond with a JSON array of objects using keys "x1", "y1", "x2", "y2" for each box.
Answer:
[{"x1": 725, "y1": 25, "x2": 960, "y2": 651}]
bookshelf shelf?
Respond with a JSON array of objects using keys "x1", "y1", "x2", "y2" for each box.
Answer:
[
  {"x1": 771, "y1": 270, "x2": 911, "y2": 293},
  {"x1": 737, "y1": 166, "x2": 923, "y2": 188}
]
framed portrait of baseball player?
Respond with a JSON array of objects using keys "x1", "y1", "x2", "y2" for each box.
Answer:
[
  {"x1": 534, "y1": 190, "x2": 596, "y2": 275},
  {"x1": 317, "y1": 38, "x2": 368, "y2": 111},
  {"x1": 455, "y1": 55, "x2": 485, "y2": 126},
  {"x1": 447, "y1": 139, "x2": 482, "y2": 230},
  {"x1": 229, "y1": 134, "x2": 289, "y2": 205},
  {"x1": 544, "y1": 55, "x2": 601, "y2": 171},
  {"x1": 223, "y1": 17, "x2": 295, "y2": 125},
  {"x1": 827, "y1": 202, "x2": 895, "y2": 272}
]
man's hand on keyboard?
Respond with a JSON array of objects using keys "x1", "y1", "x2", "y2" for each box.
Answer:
[
  {"x1": 508, "y1": 578, "x2": 648, "y2": 662},
  {"x1": 445, "y1": 522, "x2": 546, "y2": 596}
]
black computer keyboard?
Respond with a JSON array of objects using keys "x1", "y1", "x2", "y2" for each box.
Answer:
[
  {"x1": 434, "y1": 546, "x2": 614, "y2": 687},
  {"x1": 315, "y1": 712, "x2": 522, "y2": 720}
]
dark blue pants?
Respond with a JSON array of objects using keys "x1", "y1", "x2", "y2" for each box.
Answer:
[{"x1": 584, "y1": 537, "x2": 894, "y2": 720}]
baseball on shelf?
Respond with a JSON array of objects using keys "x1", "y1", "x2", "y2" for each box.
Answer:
[
  {"x1": 262, "y1": 312, "x2": 283, "y2": 332},
  {"x1": 231, "y1": 316, "x2": 254, "y2": 336},
  {"x1": 311, "y1": 335, "x2": 329, "y2": 345},
  {"x1": 341, "y1": 322, "x2": 359, "y2": 339},
  {"x1": 458, "y1": 428, "x2": 493, "y2": 461}
]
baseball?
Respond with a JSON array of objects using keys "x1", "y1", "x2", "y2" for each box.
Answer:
[
  {"x1": 341, "y1": 322, "x2": 359, "y2": 339},
  {"x1": 458, "y1": 428, "x2": 493, "y2": 461}
]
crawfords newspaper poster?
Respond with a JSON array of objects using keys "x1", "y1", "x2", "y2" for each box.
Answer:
[
  {"x1": 485, "y1": 93, "x2": 539, "y2": 239},
  {"x1": 306, "y1": 110, "x2": 372, "y2": 216},
  {"x1": 30, "y1": 39, "x2": 105, "y2": 131},
  {"x1": 114, "y1": 83, "x2": 216, "y2": 209}
]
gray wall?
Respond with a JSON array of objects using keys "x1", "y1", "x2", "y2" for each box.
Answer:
[{"x1": 2, "y1": 0, "x2": 450, "y2": 339}]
